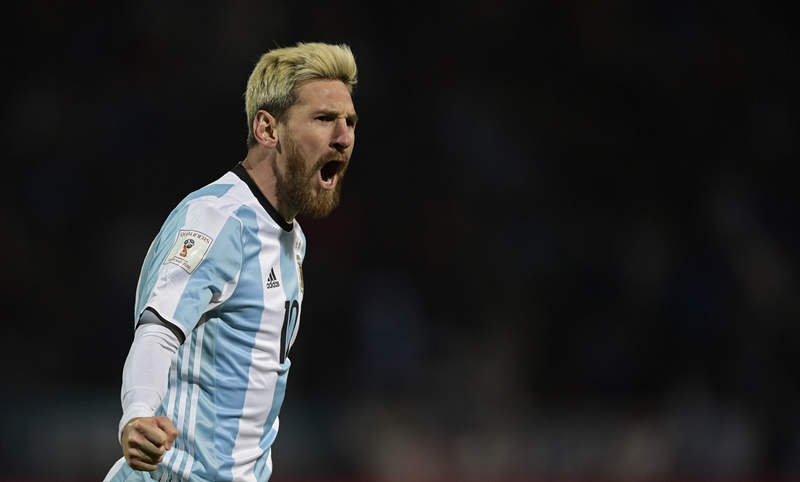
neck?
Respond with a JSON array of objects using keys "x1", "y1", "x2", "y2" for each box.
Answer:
[{"x1": 242, "y1": 149, "x2": 297, "y2": 222}]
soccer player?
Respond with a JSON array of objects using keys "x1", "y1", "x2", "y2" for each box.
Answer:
[{"x1": 103, "y1": 42, "x2": 358, "y2": 482}]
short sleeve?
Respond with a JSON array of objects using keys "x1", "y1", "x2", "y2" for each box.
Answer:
[{"x1": 141, "y1": 203, "x2": 244, "y2": 336}]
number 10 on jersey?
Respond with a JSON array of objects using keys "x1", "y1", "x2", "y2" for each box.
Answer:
[{"x1": 280, "y1": 300, "x2": 299, "y2": 364}]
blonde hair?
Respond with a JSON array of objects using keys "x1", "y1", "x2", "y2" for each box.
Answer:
[{"x1": 244, "y1": 42, "x2": 358, "y2": 148}]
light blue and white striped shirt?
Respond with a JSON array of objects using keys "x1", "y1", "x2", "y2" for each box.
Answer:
[{"x1": 109, "y1": 163, "x2": 306, "y2": 482}]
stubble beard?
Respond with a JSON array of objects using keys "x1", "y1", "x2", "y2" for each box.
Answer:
[{"x1": 276, "y1": 134, "x2": 347, "y2": 219}]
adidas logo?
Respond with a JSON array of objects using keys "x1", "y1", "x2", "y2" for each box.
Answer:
[{"x1": 266, "y1": 268, "x2": 280, "y2": 289}]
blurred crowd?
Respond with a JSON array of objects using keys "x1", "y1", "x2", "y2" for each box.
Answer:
[{"x1": 1, "y1": 1, "x2": 797, "y2": 480}]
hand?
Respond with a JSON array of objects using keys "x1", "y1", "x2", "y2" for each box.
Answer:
[{"x1": 121, "y1": 416, "x2": 178, "y2": 472}]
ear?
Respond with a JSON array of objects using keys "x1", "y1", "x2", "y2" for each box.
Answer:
[{"x1": 253, "y1": 110, "x2": 279, "y2": 148}]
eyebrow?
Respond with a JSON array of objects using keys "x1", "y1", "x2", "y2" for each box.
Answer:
[{"x1": 316, "y1": 108, "x2": 358, "y2": 124}]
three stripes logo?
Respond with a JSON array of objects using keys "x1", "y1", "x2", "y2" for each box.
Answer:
[{"x1": 266, "y1": 268, "x2": 281, "y2": 289}]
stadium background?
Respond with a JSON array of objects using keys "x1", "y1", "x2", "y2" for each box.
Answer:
[{"x1": 1, "y1": 1, "x2": 798, "y2": 481}]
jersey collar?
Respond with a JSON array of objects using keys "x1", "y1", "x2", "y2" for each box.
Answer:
[{"x1": 232, "y1": 162, "x2": 294, "y2": 232}]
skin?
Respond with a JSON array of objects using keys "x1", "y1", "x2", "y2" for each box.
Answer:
[
  {"x1": 243, "y1": 78, "x2": 358, "y2": 222},
  {"x1": 120, "y1": 78, "x2": 357, "y2": 472},
  {"x1": 122, "y1": 416, "x2": 178, "y2": 471}
]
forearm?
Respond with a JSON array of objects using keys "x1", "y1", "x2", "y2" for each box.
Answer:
[{"x1": 119, "y1": 321, "x2": 180, "y2": 441}]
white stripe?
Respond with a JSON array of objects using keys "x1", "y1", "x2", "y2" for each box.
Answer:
[
  {"x1": 181, "y1": 322, "x2": 205, "y2": 481},
  {"x1": 161, "y1": 347, "x2": 181, "y2": 470},
  {"x1": 167, "y1": 338, "x2": 193, "y2": 478},
  {"x1": 229, "y1": 213, "x2": 281, "y2": 482}
]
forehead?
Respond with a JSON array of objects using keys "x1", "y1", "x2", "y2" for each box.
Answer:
[{"x1": 293, "y1": 79, "x2": 355, "y2": 113}]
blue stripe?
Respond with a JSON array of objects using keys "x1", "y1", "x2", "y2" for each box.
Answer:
[
  {"x1": 214, "y1": 206, "x2": 264, "y2": 481},
  {"x1": 254, "y1": 365, "x2": 288, "y2": 481},
  {"x1": 181, "y1": 183, "x2": 233, "y2": 204},
  {"x1": 176, "y1": 326, "x2": 201, "y2": 478},
  {"x1": 194, "y1": 318, "x2": 218, "y2": 475}
]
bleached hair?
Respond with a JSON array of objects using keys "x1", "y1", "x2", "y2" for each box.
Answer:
[{"x1": 244, "y1": 42, "x2": 358, "y2": 149}]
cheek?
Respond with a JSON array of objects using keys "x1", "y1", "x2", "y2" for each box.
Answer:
[{"x1": 295, "y1": 135, "x2": 327, "y2": 157}]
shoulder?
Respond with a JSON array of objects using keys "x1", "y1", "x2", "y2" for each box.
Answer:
[
  {"x1": 178, "y1": 173, "x2": 259, "y2": 225},
  {"x1": 151, "y1": 173, "x2": 254, "y2": 252}
]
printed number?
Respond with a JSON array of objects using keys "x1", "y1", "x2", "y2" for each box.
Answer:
[{"x1": 280, "y1": 300, "x2": 300, "y2": 363}]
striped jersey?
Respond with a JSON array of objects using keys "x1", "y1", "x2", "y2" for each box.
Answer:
[{"x1": 112, "y1": 163, "x2": 306, "y2": 482}]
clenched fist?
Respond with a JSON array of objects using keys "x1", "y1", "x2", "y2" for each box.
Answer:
[{"x1": 121, "y1": 416, "x2": 178, "y2": 472}]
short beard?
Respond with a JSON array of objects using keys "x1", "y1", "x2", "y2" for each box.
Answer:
[{"x1": 276, "y1": 134, "x2": 347, "y2": 219}]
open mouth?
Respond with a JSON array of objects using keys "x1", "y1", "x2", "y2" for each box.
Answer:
[{"x1": 319, "y1": 160, "x2": 344, "y2": 187}]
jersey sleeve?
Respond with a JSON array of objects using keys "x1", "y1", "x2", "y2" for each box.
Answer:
[{"x1": 138, "y1": 200, "x2": 244, "y2": 338}]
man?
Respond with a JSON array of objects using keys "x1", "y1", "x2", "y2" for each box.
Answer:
[{"x1": 104, "y1": 42, "x2": 358, "y2": 482}]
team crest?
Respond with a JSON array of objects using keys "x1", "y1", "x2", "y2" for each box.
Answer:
[{"x1": 165, "y1": 230, "x2": 213, "y2": 273}]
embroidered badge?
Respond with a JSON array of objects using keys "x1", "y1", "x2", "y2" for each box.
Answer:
[{"x1": 165, "y1": 230, "x2": 213, "y2": 273}]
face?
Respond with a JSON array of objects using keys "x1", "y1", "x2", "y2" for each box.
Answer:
[{"x1": 275, "y1": 79, "x2": 357, "y2": 219}]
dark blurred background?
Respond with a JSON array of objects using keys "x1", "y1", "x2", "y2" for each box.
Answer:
[{"x1": 1, "y1": 0, "x2": 798, "y2": 481}]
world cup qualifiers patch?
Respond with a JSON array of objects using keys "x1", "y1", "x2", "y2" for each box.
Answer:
[{"x1": 165, "y1": 230, "x2": 213, "y2": 273}]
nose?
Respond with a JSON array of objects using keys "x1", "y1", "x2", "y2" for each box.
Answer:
[{"x1": 331, "y1": 118, "x2": 354, "y2": 151}]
